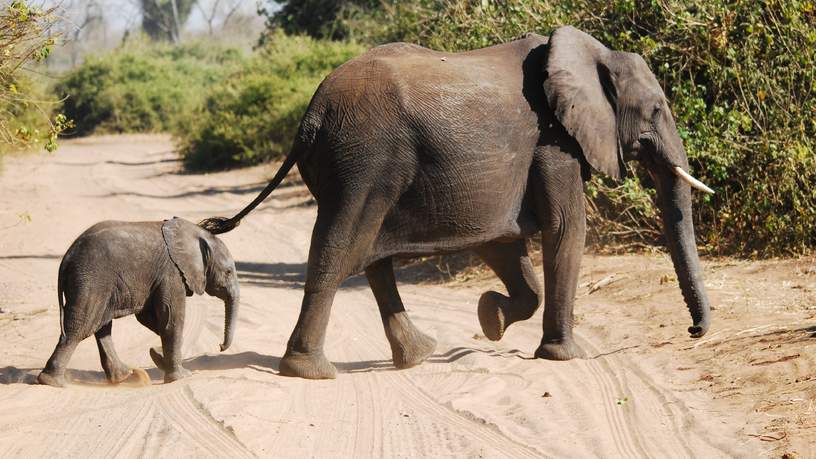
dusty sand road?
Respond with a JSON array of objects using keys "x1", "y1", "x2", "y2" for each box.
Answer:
[{"x1": 1, "y1": 135, "x2": 813, "y2": 458}]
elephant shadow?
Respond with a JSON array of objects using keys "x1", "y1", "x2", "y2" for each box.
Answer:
[
  {"x1": 236, "y1": 262, "x2": 368, "y2": 290},
  {"x1": 180, "y1": 345, "x2": 530, "y2": 376},
  {"x1": 0, "y1": 346, "x2": 532, "y2": 386},
  {"x1": 236, "y1": 251, "x2": 483, "y2": 290}
]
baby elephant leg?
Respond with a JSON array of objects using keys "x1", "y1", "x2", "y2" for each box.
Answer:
[
  {"x1": 135, "y1": 308, "x2": 167, "y2": 372},
  {"x1": 155, "y1": 288, "x2": 191, "y2": 383},
  {"x1": 95, "y1": 321, "x2": 150, "y2": 385},
  {"x1": 38, "y1": 338, "x2": 80, "y2": 387},
  {"x1": 160, "y1": 318, "x2": 191, "y2": 383},
  {"x1": 39, "y1": 294, "x2": 88, "y2": 387},
  {"x1": 139, "y1": 285, "x2": 190, "y2": 383}
]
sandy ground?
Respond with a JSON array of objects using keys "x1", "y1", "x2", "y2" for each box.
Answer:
[{"x1": 0, "y1": 135, "x2": 813, "y2": 458}]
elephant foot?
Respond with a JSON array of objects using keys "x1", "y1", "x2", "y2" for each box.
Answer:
[
  {"x1": 150, "y1": 347, "x2": 166, "y2": 371},
  {"x1": 109, "y1": 367, "x2": 151, "y2": 386},
  {"x1": 37, "y1": 371, "x2": 66, "y2": 388},
  {"x1": 164, "y1": 366, "x2": 192, "y2": 384},
  {"x1": 385, "y1": 312, "x2": 436, "y2": 369},
  {"x1": 478, "y1": 291, "x2": 509, "y2": 341},
  {"x1": 106, "y1": 364, "x2": 135, "y2": 385},
  {"x1": 279, "y1": 351, "x2": 337, "y2": 379},
  {"x1": 534, "y1": 339, "x2": 586, "y2": 361}
]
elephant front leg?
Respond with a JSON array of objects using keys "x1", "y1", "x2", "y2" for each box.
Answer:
[
  {"x1": 154, "y1": 287, "x2": 191, "y2": 383},
  {"x1": 160, "y1": 314, "x2": 191, "y2": 383},
  {"x1": 532, "y1": 147, "x2": 587, "y2": 360},
  {"x1": 95, "y1": 321, "x2": 150, "y2": 385},
  {"x1": 366, "y1": 257, "x2": 436, "y2": 369},
  {"x1": 136, "y1": 308, "x2": 168, "y2": 372}
]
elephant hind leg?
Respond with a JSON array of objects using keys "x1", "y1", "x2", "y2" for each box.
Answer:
[
  {"x1": 280, "y1": 193, "x2": 391, "y2": 379},
  {"x1": 95, "y1": 321, "x2": 148, "y2": 385},
  {"x1": 366, "y1": 257, "x2": 436, "y2": 369},
  {"x1": 38, "y1": 338, "x2": 80, "y2": 387},
  {"x1": 38, "y1": 294, "x2": 93, "y2": 387},
  {"x1": 474, "y1": 240, "x2": 542, "y2": 341}
]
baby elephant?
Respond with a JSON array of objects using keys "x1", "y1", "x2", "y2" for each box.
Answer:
[{"x1": 38, "y1": 217, "x2": 239, "y2": 387}]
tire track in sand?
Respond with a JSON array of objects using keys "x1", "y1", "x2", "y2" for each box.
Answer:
[
  {"x1": 577, "y1": 332, "x2": 735, "y2": 458},
  {"x1": 338, "y1": 287, "x2": 547, "y2": 459},
  {"x1": 156, "y1": 384, "x2": 255, "y2": 458}
]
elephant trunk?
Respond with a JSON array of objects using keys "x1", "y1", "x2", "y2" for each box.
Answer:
[
  {"x1": 654, "y1": 167, "x2": 711, "y2": 337},
  {"x1": 220, "y1": 281, "x2": 239, "y2": 351}
]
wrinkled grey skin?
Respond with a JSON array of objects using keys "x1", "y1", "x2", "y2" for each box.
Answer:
[
  {"x1": 37, "y1": 217, "x2": 239, "y2": 387},
  {"x1": 202, "y1": 26, "x2": 712, "y2": 379}
]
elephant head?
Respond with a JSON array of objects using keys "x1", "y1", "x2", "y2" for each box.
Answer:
[
  {"x1": 543, "y1": 26, "x2": 712, "y2": 337},
  {"x1": 162, "y1": 217, "x2": 240, "y2": 350}
]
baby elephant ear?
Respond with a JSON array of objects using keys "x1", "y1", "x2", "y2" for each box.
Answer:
[{"x1": 162, "y1": 217, "x2": 209, "y2": 296}]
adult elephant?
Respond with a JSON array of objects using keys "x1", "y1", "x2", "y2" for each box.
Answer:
[{"x1": 202, "y1": 26, "x2": 714, "y2": 379}]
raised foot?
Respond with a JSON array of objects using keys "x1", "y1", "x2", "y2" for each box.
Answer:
[
  {"x1": 478, "y1": 291, "x2": 508, "y2": 341},
  {"x1": 149, "y1": 347, "x2": 166, "y2": 371},
  {"x1": 164, "y1": 366, "x2": 192, "y2": 384},
  {"x1": 37, "y1": 371, "x2": 66, "y2": 388},
  {"x1": 279, "y1": 351, "x2": 337, "y2": 379},
  {"x1": 534, "y1": 340, "x2": 586, "y2": 361},
  {"x1": 385, "y1": 313, "x2": 436, "y2": 369}
]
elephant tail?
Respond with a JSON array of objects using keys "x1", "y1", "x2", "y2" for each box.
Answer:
[{"x1": 198, "y1": 145, "x2": 301, "y2": 235}]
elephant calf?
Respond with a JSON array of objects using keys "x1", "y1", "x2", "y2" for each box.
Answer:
[{"x1": 38, "y1": 217, "x2": 240, "y2": 387}]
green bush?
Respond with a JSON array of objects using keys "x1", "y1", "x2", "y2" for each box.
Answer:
[
  {"x1": 55, "y1": 41, "x2": 244, "y2": 136},
  {"x1": 339, "y1": 0, "x2": 815, "y2": 256},
  {"x1": 177, "y1": 33, "x2": 365, "y2": 170},
  {"x1": 1, "y1": 1, "x2": 69, "y2": 155}
]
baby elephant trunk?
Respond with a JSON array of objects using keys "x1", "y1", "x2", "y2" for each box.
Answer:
[{"x1": 220, "y1": 283, "x2": 239, "y2": 351}]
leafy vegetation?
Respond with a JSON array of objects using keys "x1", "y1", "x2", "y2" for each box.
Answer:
[
  {"x1": 55, "y1": 40, "x2": 244, "y2": 136},
  {"x1": 54, "y1": 0, "x2": 815, "y2": 256},
  {"x1": 0, "y1": 1, "x2": 71, "y2": 154},
  {"x1": 282, "y1": 0, "x2": 814, "y2": 256},
  {"x1": 176, "y1": 33, "x2": 364, "y2": 170},
  {"x1": 259, "y1": 0, "x2": 380, "y2": 42}
]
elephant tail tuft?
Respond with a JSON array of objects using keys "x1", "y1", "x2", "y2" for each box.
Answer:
[{"x1": 198, "y1": 216, "x2": 240, "y2": 234}]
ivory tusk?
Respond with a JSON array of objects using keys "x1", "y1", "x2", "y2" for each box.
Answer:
[{"x1": 673, "y1": 167, "x2": 714, "y2": 194}]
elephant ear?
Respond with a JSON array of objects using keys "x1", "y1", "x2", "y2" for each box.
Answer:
[
  {"x1": 162, "y1": 217, "x2": 209, "y2": 296},
  {"x1": 543, "y1": 26, "x2": 625, "y2": 179}
]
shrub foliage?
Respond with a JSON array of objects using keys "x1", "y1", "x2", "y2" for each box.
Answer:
[
  {"x1": 259, "y1": 0, "x2": 379, "y2": 41},
  {"x1": 344, "y1": 0, "x2": 815, "y2": 256},
  {"x1": 55, "y1": 41, "x2": 243, "y2": 136},
  {"x1": 0, "y1": 1, "x2": 70, "y2": 154},
  {"x1": 177, "y1": 33, "x2": 364, "y2": 170}
]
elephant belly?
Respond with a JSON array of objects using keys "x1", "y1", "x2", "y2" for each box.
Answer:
[{"x1": 373, "y1": 158, "x2": 538, "y2": 258}]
